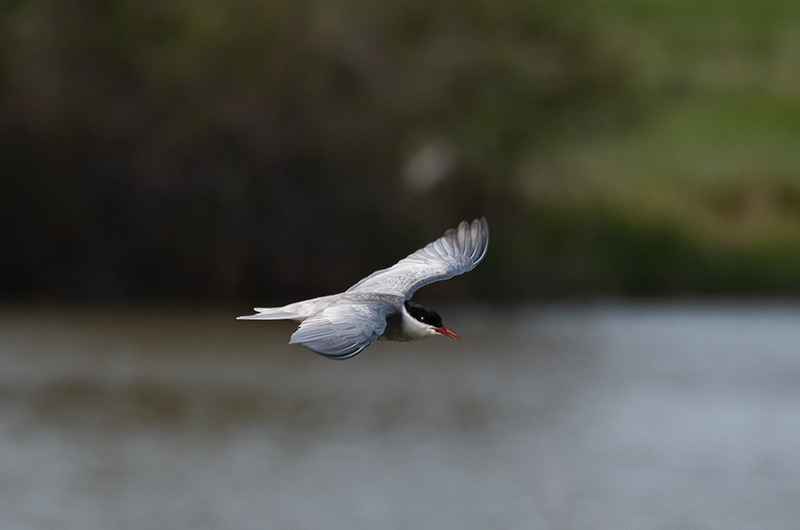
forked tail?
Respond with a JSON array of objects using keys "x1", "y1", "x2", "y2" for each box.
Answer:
[
  {"x1": 237, "y1": 309, "x2": 300, "y2": 321},
  {"x1": 237, "y1": 299, "x2": 320, "y2": 321}
]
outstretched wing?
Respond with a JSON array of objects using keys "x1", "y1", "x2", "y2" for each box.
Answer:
[
  {"x1": 289, "y1": 302, "x2": 394, "y2": 360},
  {"x1": 346, "y1": 217, "x2": 489, "y2": 299}
]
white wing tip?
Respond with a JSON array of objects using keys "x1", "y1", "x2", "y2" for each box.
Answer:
[{"x1": 460, "y1": 216, "x2": 489, "y2": 264}]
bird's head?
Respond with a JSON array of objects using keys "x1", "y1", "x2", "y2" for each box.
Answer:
[{"x1": 404, "y1": 300, "x2": 460, "y2": 340}]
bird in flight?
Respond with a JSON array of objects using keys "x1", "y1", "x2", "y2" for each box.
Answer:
[{"x1": 238, "y1": 217, "x2": 489, "y2": 359}]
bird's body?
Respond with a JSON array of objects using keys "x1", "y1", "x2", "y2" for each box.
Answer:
[{"x1": 238, "y1": 218, "x2": 488, "y2": 359}]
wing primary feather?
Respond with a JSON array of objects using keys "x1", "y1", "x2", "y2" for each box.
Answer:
[
  {"x1": 457, "y1": 221, "x2": 468, "y2": 247},
  {"x1": 344, "y1": 217, "x2": 489, "y2": 298},
  {"x1": 468, "y1": 219, "x2": 485, "y2": 261},
  {"x1": 287, "y1": 300, "x2": 393, "y2": 360}
]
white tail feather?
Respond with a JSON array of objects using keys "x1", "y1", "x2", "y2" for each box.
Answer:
[
  {"x1": 237, "y1": 308, "x2": 302, "y2": 320},
  {"x1": 237, "y1": 298, "x2": 326, "y2": 321}
]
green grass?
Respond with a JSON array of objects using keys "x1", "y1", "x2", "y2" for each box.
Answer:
[
  {"x1": 503, "y1": 0, "x2": 800, "y2": 297},
  {"x1": 4, "y1": 0, "x2": 800, "y2": 299},
  {"x1": 522, "y1": 0, "x2": 800, "y2": 218}
]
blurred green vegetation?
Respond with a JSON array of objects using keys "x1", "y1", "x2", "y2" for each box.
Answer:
[{"x1": 1, "y1": 0, "x2": 800, "y2": 302}]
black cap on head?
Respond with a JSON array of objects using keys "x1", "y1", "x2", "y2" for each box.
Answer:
[{"x1": 404, "y1": 300, "x2": 443, "y2": 328}]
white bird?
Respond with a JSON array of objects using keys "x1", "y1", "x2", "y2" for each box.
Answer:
[{"x1": 238, "y1": 217, "x2": 489, "y2": 359}]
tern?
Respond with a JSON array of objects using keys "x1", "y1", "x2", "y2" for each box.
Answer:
[{"x1": 238, "y1": 217, "x2": 489, "y2": 359}]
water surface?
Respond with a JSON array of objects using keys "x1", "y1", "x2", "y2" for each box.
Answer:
[{"x1": 0, "y1": 303, "x2": 798, "y2": 529}]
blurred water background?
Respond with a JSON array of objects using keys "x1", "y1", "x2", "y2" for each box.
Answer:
[
  {"x1": 2, "y1": 304, "x2": 799, "y2": 529},
  {"x1": 2, "y1": 0, "x2": 800, "y2": 528}
]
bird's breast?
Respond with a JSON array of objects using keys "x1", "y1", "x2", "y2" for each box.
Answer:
[{"x1": 379, "y1": 311, "x2": 410, "y2": 342}]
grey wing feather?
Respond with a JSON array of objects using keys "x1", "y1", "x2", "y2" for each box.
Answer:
[
  {"x1": 346, "y1": 217, "x2": 489, "y2": 299},
  {"x1": 289, "y1": 303, "x2": 392, "y2": 360}
]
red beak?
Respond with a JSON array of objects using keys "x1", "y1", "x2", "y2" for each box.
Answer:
[{"x1": 435, "y1": 326, "x2": 460, "y2": 340}]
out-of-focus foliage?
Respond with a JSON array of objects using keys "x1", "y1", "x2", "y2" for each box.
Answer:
[{"x1": 2, "y1": 0, "x2": 800, "y2": 302}]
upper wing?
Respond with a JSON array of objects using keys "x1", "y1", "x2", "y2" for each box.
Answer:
[
  {"x1": 289, "y1": 302, "x2": 393, "y2": 360},
  {"x1": 346, "y1": 217, "x2": 489, "y2": 299}
]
